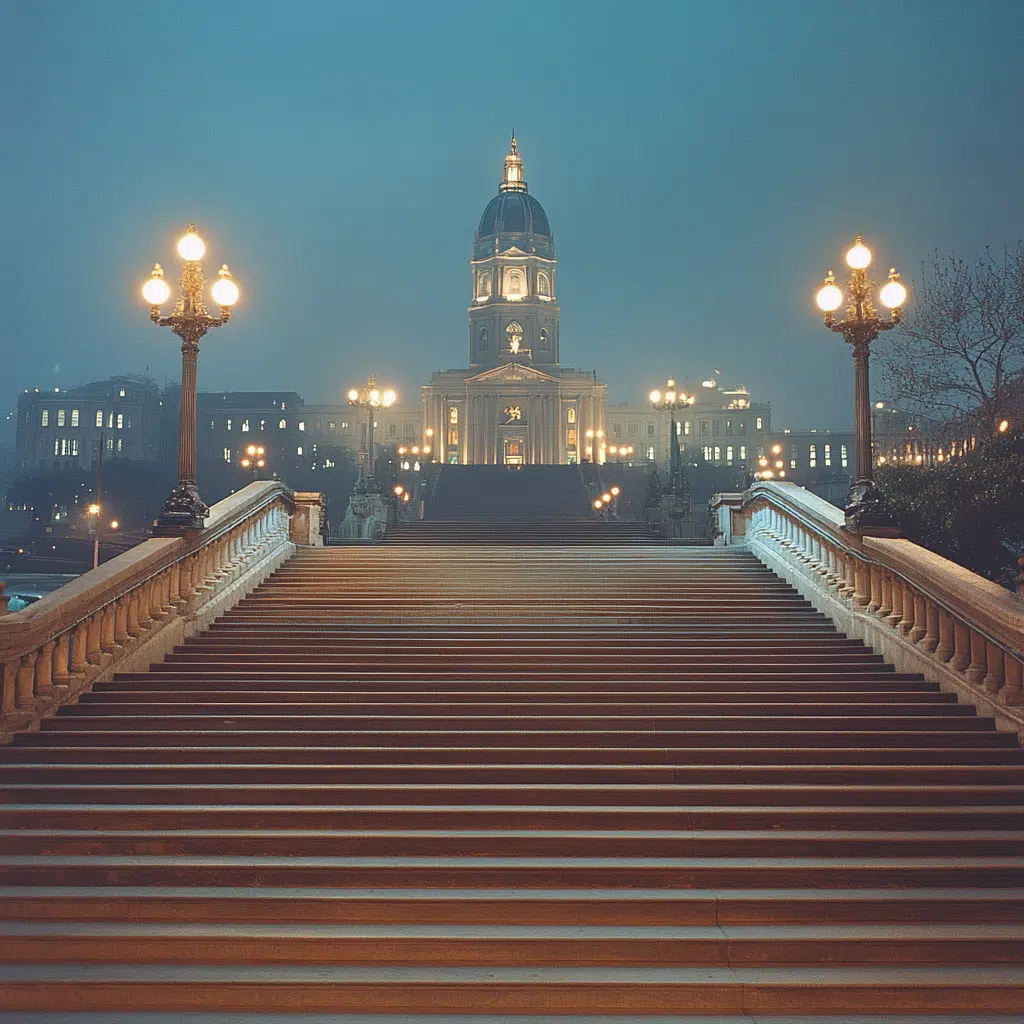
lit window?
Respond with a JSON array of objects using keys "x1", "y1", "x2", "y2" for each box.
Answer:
[
  {"x1": 726, "y1": 445, "x2": 734, "y2": 462},
  {"x1": 702, "y1": 446, "x2": 712, "y2": 461},
  {"x1": 241, "y1": 420, "x2": 250, "y2": 432},
  {"x1": 116, "y1": 438, "x2": 122, "y2": 453},
  {"x1": 739, "y1": 445, "x2": 747, "y2": 460},
  {"x1": 298, "y1": 421, "x2": 305, "y2": 432},
  {"x1": 684, "y1": 420, "x2": 691, "y2": 436},
  {"x1": 449, "y1": 407, "x2": 458, "y2": 425},
  {"x1": 58, "y1": 409, "x2": 66, "y2": 427},
  {"x1": 841, "y1": 444, "x2": 848, "y2": 468},
  {"x1": 448, "y1": 428, "x2": 459, "y2": 445},
  {"x1": 106, "y1": 437, "x2": 114, "y2": 450},
  {"x1": 824, "y1": 444, "x2": 832, "y2": 466},
  {"x1": 341, "y1": 421, "x2": 347, "y2": 429},
  {"x1": 71, "y1": 409, "x2": 79, "y2": 427},
  {"x1": 714, "y1": 446, "x2": 721, "y2": 461},
  {"x1": 676, "y1": 421, "x2": 682, "y2": 436},
  {"x1": 567, "y1": 427, "x2": 577, "y2": 447},
  {"x1": 260, "y1": 419, "x2": 266, "y2": 430},
  {"x1": 95, "y1": 410, "x2": 103, "y2": 427},
  {"x1": 328, "y1": 421, "x2": 336, "y2": 431},
  {"x1": 537, "y1": 272, "x2": 551, "y2": 297},
  {"x1": 539, "y1": 327, "x2": 549, "y2": 346},
  {"x1": 646, "y1": 445, "x2": 655, "y2": 461},
  {"x1": 119, "y1": 389, "x2": 126, "y2": 397},
  {"x1": 53, "y1": 438, "x2": 59, "y2": 455},
  {"x1": 279, "y1": 419, "x2": 286, "y2": 429},
  {"x1": 476, "y1": 272, "x2": 491, "y2": 299},
  {"x1": 504, "y1": 268, "x2": 525, "y2": 299},
  {"x1": 223, "y1": 447, "x2": 231, "y2": 462},
  {"x1": 41, "y1": 410, "x2": 49, "y2": 427},
  {"x1": 567, "y1": 407, "x2": 576, "y2": 424},
  {"x1": 809, "y1": 444, "x2": 817, "y2": 468},
  {"x1": 756, "y1": 417, "x2": 763, "y2": 430},
  {"x1": 297, "y1": 446, "x2": 303, "y2": 455},
  {"x1": 226, "y1": 418, "x2": 232, "y2": 431},
  {"x1": 117, "y1": 413, "x2": 124, "y2": 429},
  {"x1": 70, "y1": 438, "x2": 79, "y2": 456},
  {"x1": 726, "y1": 420, "x2": 733, "y2": 436},
  {"x1": 738, "y1": 421, "x2": 746, "y2": 435}
]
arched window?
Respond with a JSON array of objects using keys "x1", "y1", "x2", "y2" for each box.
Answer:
[
  {"x1": 537, "y1": 272, "x2": 550, "y2": 297},
  {"x1": 476, "y1": 272, "x2": 491, "y2": 299},
  {"x1": 479, "y1": 327, "x2": 488, "y2": 346},
  {"x1": 504, "y1": 268, "x2": 525, "y2": 299},
  {"x1": 449, "y1": 406, "x2": 459, "y2": 425},
  {"x1": 539, "y1": 327, "x2": 549, "y2": 347},
  {"x1": 279, "y1": 419, "x2": 287, "y2": 429},
  {"x1": 567, "y1": 407, "x2": 576, "y2": 424}
]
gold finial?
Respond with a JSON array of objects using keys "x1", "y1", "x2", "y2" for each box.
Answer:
[
  {"x1": 500, "y1": 132, "x2": 527, "y2": 192},
  {"x1": 510, "y1": 130, "x2": 517, "y2": 154}
]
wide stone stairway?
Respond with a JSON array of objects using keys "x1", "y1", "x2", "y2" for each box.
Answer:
[{"x1": 1, "y1": 544, "x2": 1023, "y2": 1016}]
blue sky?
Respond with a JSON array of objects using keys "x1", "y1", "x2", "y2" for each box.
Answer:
[{"x1": 3, "y1": 0, "x2": 1023, "y2": 428}]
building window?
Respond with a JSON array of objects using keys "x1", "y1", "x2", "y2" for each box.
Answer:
[
  {"x1": 738, "y1": 420, "x2": 746, "y2": 435},
  {"x1": 71, "y1": 409, "x2": 79, "y2": 427},
  {"x1": 567, "y1": 407, "x2": 576, "y2": 424},
  {"x1": 712, "y1": 420, "x2": 722, "y2": 437},
  {"x1": 790, "y1": 445, "x2": 797, "y2": 469},
  {"x1": 714, "y1": 446, "x2": 721, "y2": 462},
  {"x1": 726, "y1": 420, "x2": 733, "y2": 436},
  {"x1": 116, "y1": 413, "x2": 124, "y2": 429},
  {"x1": 53, "y1": 438, "x2": 59, "y2": 455},
  {"x1": 539, "y1": 327, "x2": 549, "y2": 346},
  {"x1": 116, "y1": 438, "x2": 123, "y2": 453},
  {"x1": 824, "y1": 443, "x2": 832, "y2": 466},
  {"x1": 476, "y1": 272, "x2": 491, "y2": 299},
  {"x1": 537, "y1": 272, "x2": 551, "y2": 297},
  {"x1": 298, "y1": 421, "x2": 305, "y2": 432},
  {"x1": 223, "y1": 447, "x2": 231, "y2": 462},
  {"x1": 479, "y1": 327, "x2": 488, "y2": 348},
  {"x1": 504, "y1": 268, "x2": 525, "y2": 299},
  {"x1": 646, "y1": 445, "x2": 655, "y2": 461},
  {"x1": 628, "y1": 422, "x2": 639, "y2": 439},
  {"x1": 739, "y1": 445, "x2": 747, "y2": 460},
  {"x1": 448, "y1": 428, "x2": 459, "y2": 445},
  {"x1": 279, "y1": 419, "x2": 286, "y2": 429},
  {"x1": 297, "y1": 446, "x2": 303, "y2": 455},
  {"x1": 119, "y1": 389, "x2": 126, "y2": 397},
  {"x1": 95, "y1": 410, "x2": 103, "y2": 427},
  {"x1": 702, "y1": 446, "x2": 712, "y2": 461},
  {"x1": 106, "y1": 437, "x2": 114, "y2": 451},
  {"x1": 505, "y1": 322, "x2": 523, "y2": 354},
  {"x1": 388, "y1": 423, "x2": 397, "y2": 437},
  {"x1": 612, "y1": 422, "x2": 622, "y2": 439},
  {"x1": 841, "y1": 444, "x2": 848, "y2": 468},
  {"x1": 567, "y1": 427, "x2": 577, "y2": 447},
  {"x1": 647, "y1": 422, "x2": 655, "y2": 436},
  {"x1": 57, "y1": 409, "x2": 66, "y2": 427},
  {"x1": 756, "y1": 417, "x2": 763, "y2": 430},
  {"x1": 684, "y1": 420, "x2": 691, "y2": 436},
  {"x1": 699, "y1": 420, "x2": 709, "y2": 437},
  {"x1": 449, "y1": 406, "x2": 459, "y2": 425},
  {"x1": 107, "y1": 412, "x2": 114, "y2": 429},
  {"x1": 41, "y1": 409, "x2": 50, "y2": 427},
  {"x1": 260, "y1": 419, "x2": 266, "y2": 430},
  {"x1": 241, "y1": 420, "x2": 250, "y2": 432},
  {"x1": 809, "y1": 444, "x2": 817, "y2": 468},
  {"x1": 726, "y1": 445, "x2": 734, "y2": 463},
  {"x1": 70, "y1": 438, "x2": 79, "y2": 456}
]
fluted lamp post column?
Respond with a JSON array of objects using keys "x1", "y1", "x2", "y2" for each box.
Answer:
[
  {"x1": 143, "y1": 225, "x2": 240, "y2": 533},
  {"x1": 347, "y1": 376, "x2": 396, "y2": 491},
  {"x1": 815, "y1": 235, "x2": 906, "y2": 531}
]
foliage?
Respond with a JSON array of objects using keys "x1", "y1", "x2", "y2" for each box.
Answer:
[
  {"x1": 877, "y1": 428, "x2": 1024, "y2": 582},
  {"x1": 876, "y1": 243, "x2": 1024, "y2": 436}
]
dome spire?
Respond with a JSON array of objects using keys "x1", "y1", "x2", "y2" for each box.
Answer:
[{"x1": 500, "y1": 132, "x2": 527, "y2": 193}]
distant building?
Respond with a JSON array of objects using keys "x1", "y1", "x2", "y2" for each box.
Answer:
[{"x1": 15, "y1": 376, "x2": 162, "y2": 472}]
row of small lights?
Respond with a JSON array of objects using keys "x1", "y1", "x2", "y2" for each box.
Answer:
[{"x1": 593, "y1": 485, "x2": 621, "y2": 511}]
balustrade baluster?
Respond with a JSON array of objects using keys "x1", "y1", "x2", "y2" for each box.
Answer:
[
  {"x1": 16, "y1": 651, "x2": 37, "y2": 708},
  {"x1": 950, "y1": 620, "x2": 972, "y2": 673},
  {"x1": 114, "y1": 597, "x2": 130, "y2": 646},
  {"x1": 866, "y1": 564, "x2": 882, "y2": 614},
  {"x1": 34, "y1": 640, "x2": 54, "y2": 694},
  {"x1": 909, "y1": 593, "x2": 928, "y2": 644},
  {"x1": 896, "y1": 582, "x2": 915, "y2": 635},
  {"x1": 1001, "y1": 656, "x2": 1023, "y2": 705},
  {"x1": 885, "y1": 576, "x2": 903, "y2": 628},
  {"x1": 919, "y1": 601, "x2": 940, "y2": 654},
  {"x1": 877, "y1": 570, "x2": 893, "y2": 619},
  {"x1": 965, "y1": 630, "x2": 988, "y2": 685},
  {"x1": 85, "y1": 613, "x2": 104, "y2": 665},
  {"x1": 982, "y1": 640, "x2": 1006, "y2": 694},
  {"x1": 52, "y1": 633, "x2": 72, "y2": 684},
  {"x1": 100, "y1": 605, "x2": 118, "y2": 653},
  {"x1": 69, "y1": 622, "x2": 89, "y2": 675},
  {"x1": 1, "y1": 661, "x2": 16, "y2": 713},
  {"x1": 934, "y1": 610, "x2": 955, "y2": 662},
  {"x1": 852, "y1": 560, "x2": 870, "y2": 606}
]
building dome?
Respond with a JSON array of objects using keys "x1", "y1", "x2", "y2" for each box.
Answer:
[{"x1": 474, "y1": 136, "x2": 555, "y2": 259}]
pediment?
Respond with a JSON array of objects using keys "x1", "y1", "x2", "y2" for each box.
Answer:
[
  {"x1": 465, "y1": 362, "x2": 560, "y2": 384},
  {"x1": 500, "y1": 246, "x2": 528, "y2": 257}
]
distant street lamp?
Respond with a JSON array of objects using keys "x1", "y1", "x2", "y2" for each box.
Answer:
[
  {"x1": 240, "y1": 444, "x2": 266, "y2": 482},
  {"x1": 649, "y1": 379, "x2": 694, "y2": 504},
  {"x1": 815, "y1": 234, "x2": 906, "y2": 529},
  {"x1": 87, "y1": 503, "x2": 101, "y2": 570},
  {"x1": 143, "y1": 225, "x2": 240, "y2": 533},
  {"x1": 347, "y1": 375, "x2": 396, "y2": 488}
]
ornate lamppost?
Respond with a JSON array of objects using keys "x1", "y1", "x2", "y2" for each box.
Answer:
[
  {"x1": 347, "y1": 376, "x2": 396, "y2": 490},
  {"x1": 649, "y1": 379, "x2": 694, "y2": 494},
  {"x1": 240, "y1": 444, "x2": 266, "y2": 482},
  {"x1": 142, "y1": 226, "x2": 240, "y2": 533},
  {"x1": 815, "y1": 235, "x2": 906, "y2": 530}
]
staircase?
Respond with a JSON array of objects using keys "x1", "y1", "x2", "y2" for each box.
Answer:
[
  {"x1": 1, "y1": 544, "x2": 1023, "y2": 1015},
  {"x1": 391, "y1": 463, "x2": 657, "y2": 544}
]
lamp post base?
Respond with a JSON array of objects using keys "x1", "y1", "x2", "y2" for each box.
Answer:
[
  {"x1": 153, "y1": 483, "x2": 210, "y2": 535},
  {"x1": 844, "y1": 478, "x2": 899, "y2": 534}
]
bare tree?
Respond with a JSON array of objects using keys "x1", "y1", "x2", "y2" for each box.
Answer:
[{"x1": 876, "y1": 243, "x2": 1024, "y2": 436}]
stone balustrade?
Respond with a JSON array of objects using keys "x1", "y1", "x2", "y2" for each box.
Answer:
[
  {"x1": 0, "y1": 482, "x2": 323, "y2": 742},
  {"x1": 712, "y1": 482, "x2": 1024, "y2": 737}
]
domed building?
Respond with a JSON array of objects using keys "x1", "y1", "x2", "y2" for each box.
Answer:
[{"x1": 422, "y1": 137, "x2": 607, "y2": 465}]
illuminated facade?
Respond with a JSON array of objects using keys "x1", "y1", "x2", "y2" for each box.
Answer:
[{"x1": 422, "y1": 137, "x2": 606, "y2": 464}]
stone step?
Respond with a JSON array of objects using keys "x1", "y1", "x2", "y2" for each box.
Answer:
[
  {"x1": 1, "y1": 963, "x2": 1023, "y2": 1014},
  {"x1": 1, "y1": 828, "x2": 1021, "y2": 858},
  {"x1": 3, "y1": 920, "x2": 1024, "y2": 966},
  {"x1": 4, "y1": 885, "x2": 1023, "y2": 925},
  {"x1": 1, "y1": 856, "x2": 1023, "y2": 889}
]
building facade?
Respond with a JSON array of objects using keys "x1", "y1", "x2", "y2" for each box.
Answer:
[
  {"x1": 15, "y1": 376, "x2": 162, "y2": 472},
  {"x1": 422, "y1": 137, "x2": 606, "y2": 465}
]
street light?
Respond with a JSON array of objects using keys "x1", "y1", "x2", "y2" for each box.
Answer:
[
  {"x1": 649, "y1": 378, "x2": 694, "y2": 504},
  {"x1": 348, "y1": 375, "x2": 396, "y2": 488},
  {"x1": 87, "y1": 503, "x2": 101, "y2": 570},
  {"x1": 143, "y1": 225, "x2": 240, "y2": 532},
  {"x1": 240, "y1": 444, "x2": 266, "y2": 482},
  {"x1": 815, "y1": 234, "x2": 906, "y2": 529}
]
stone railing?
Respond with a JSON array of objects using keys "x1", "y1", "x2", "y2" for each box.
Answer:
[
  {"x1": 712, "y1": 482, "x2": 1024, "y2": 737},
  {"x1": 0, "y1": 482, "x2": 323, "y2": 742}
]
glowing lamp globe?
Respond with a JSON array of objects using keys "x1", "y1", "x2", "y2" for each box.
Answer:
[
  {"x1": 846, "y1": 240, "x2": 872, "y2": 269},
  {"x1": 211, "y1": 266, "x2": 239, "y2": 306},
  {"x1": 665, "y1": 391, "x2": 676, "y2": 405},
  {"x1": 382, "y1": 390, "x2": 396, "y2": 407},
  {"x1": 177, "y1": 230, "x2": 206, "y2": 262},
  {"x1": 142, "y1": 275, "x2": 171, "y2": 306},
  {"x1": 816, "y1": 280, "x2": 844, "y2": 313},
  {"x1": 347, "y1": 389, "x2": 359, "y2": 402},
  {"x1": 649, "y1": 390, "x2": 662, "y2": 405},
  {"x1": 369, "y1": 389, "x2": 380, "y2": 406},
  {"x1": 593, "y1": 499, "x2": 603, "y2": 510},
  {"x1": 879, "y1": 270, "x2": 907, "y2": 309}
]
